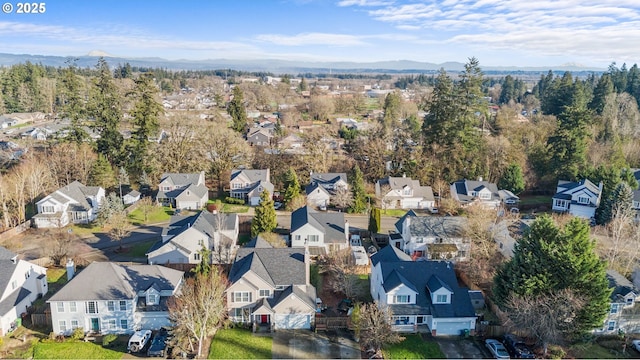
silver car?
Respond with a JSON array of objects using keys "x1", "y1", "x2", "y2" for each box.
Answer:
[{"x1": 486, "y1": 338, "x2": 510, "y2": 359}]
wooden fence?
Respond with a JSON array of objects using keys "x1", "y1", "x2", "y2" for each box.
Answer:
[
  {"x1": 30, "y1": 312, "x2": 51, "y2": 327},
  {"x1": 315, "y1": 316, "x2": 351, "y2": 331},
  {"x1": 0, "y1": 220, "x2": 31, "y2": 242}
]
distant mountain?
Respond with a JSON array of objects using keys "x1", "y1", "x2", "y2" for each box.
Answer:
[{"x1": 0, "y1": 52, "x2": 606, "y2": 74}]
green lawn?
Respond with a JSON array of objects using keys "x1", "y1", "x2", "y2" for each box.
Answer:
[
  {"x1": 69, "y1": 223, "x2": 103, "y2": 237},
  {"x1": 126, "y1": 240, "x2": 155, "y2": 257},
  {"x1": 33, "y1": 341, "x2": 125, "y2": 359},
  {"x1": 128, "y1": 206, "x2": 173, "y2": 225},
  {"x1": 208, "y1": 327, "x2": 272, "y2": 359},
  {"x1": 221, "y1": 203, "x2": 249, "y2": 213},
  {"x1": 379, "y1": 209, "x2": 409, "y2": 217},
  {"x1": 383, "y1": 335, "x2": 446, "y2": 359},
  {"x1": 569, "y1": 339, "x2": 635, "y2": 359}
]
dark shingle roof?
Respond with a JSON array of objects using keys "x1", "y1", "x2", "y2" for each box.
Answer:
[
  {"x1": 0, "y1": 246, "x2": 18, "y2": 297},
  {"x1": 291, "y1": 206, "x2": 346, "y2": 243},
  {"x1": 0, "y1": 287, "x2": 32, "y2": 316},
  {"x1": 230, "y1": 169, "x2": 270, "y2": 183},
  {"x1": 310, "y1": 173, "x2": 347, "y2": 187},
  {"x1": 229, "y1": 248, "x2": 306, "y2": 286},
  {"x1": 371, "y1": 244, "x2": 412, "y2": 266},
  {"x1": 607, "y1": 269, "x2": 638, "y2": 301}
]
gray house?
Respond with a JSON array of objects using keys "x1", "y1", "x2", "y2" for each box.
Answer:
[
  {"x1": 48, "y1": 262, "x2": 184, "y2": 335},
  {"x1": 290, "y1": 205, "x2": 349, "y2": 254},
  {"x1": 229, "y1": 169, "x2": 274, "y2": 206},
  {"x1": 226, "y1": 238, "x2": 316, "y2": 331},
  {"x1": 450, "y1": 178, "x2": 502, "y2": 209},
  {"x1": 157, "y1": 172, "x2": 209, "y2": 210},
  {"x1": 33, "y1": 181, "x2": 105, "y2": 228}
]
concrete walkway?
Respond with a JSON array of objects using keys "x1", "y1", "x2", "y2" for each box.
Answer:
[{"x1": 272, "y1": 329, "x2": 360, "y2": 359}]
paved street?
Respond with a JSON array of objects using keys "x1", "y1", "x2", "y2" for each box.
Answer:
[{"x1": 276, "y1": 213, "x2": 400, "y2": 233}]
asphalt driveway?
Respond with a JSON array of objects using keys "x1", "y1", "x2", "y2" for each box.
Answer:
[
  {"x1": 434, "y1": 337, "x2": 491, "y2": 359},
  {"x1": 272, "y1": 329, "x2": 360, "y2": 359}
]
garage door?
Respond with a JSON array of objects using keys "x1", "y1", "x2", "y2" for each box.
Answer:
[
  {"x1": 570, "y1": 206, "x2": 594, "y2": 219},
  {"x1": 435, "y1": 321, "x2": 467, "y2": 336},
  {"x1": 274, "y1": 314, "x2": 311, "y2": 330}
]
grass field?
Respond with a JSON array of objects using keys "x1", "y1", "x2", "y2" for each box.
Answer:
[
  {"x1": 126, "y1": 240, "x2": 155, "y2": 257},
  {"x1": 383, "y1": 335, "x2": 446, "y2": 359},
  {"x1": 33, "y1": 341, "x2": 125, "y2": 359},
  {"x1": 379, "y1": 209, "x2": 409, "y2": 217},
  {"x1": 208, "y1": 327, "x2": 272, "y2": 359},
  {"x1": 128, "y1": 206, "x2": 172, "y2": 225}
]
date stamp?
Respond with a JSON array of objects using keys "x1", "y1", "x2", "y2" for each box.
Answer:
[{"x1": 2, "y1": 2, "x2": 46, "y2": 14}]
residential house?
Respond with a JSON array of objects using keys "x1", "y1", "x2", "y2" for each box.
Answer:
[
  {"x1": 450, "y1": 178, "x2": 502, "y2": 209},
  {"x1": 20, "y1": 127, "x2": 52, "y2": 141},
  {"x1": 551, "y1": 179, "x2": 603, "y2": 219},
  {"x1": 370, "y1": 247, "x2": 476, "y2": 335},
  {"x1": 156, "y1": 171, "x2": 209, "y2": 210},
  {"x1": 48, "y1": 262, "x2": 184, "y2": 335},
  {"x1": 290, "y1": 205, "x2": 349, "y2": 254},
  {"x1": 247, "y1": 127, "x2": 274, "y2": 147},
  {"x1": 122, "y1": 190, "x2": 141, "y2": 206},
  {"x1": 229, "y1": 169, "x2": 274, "y2": 206},
  {"x1": 0, "y1": 141, "x2": 26, "y2": 161},
  {"x1": 277, "y1": 134, "x2": 304, "y2": 154},
  {"x1": 147, "y1": 210, "x2": 239, "y2": 266},
  {"x1": 32, "y1": 181, "x2": 105, "y2": 228},
  {"x1": 375, "y1": 175, "x2": 435, "y2": 210},
  {"x1": 305, "y1": 172, "x2": 348, "y2": 209},
  {"x1": 305, "y1": 183, "x2": 331, "y2": 209},
  {"x1": 498, "y1": 190, "x2": 520, "y2": 206},
  {"x1": 391, "y1": 211, "x2": 468, "y2": 261},
  {"x1": 226, "y1": 237, "x2": 316, "y2": 331},
  {"x1": 0, "y1": 247, "x2": 47, "y2": 336},
  {"x1": 599, "y1": 270, "x2": 640, "y2": 334}
]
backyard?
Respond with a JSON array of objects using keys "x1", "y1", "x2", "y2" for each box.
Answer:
[
  {"x1": 208, "y1": 327, "x2": 272, "y2": 359},
  {"x1": 383, "y1": 334, "x2": 446, "y2": 359}
]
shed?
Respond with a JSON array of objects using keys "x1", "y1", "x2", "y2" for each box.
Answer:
[{"x1": 468, "y1": 290, "x2": 485, "y2": 309}]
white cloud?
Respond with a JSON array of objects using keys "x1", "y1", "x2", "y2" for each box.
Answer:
[
  {"x1": 337, "y1": 0, "x2": 394, "y2": 7},
  {"x1": 256, "y1": 32, "x2": 368, "y2": 46}
]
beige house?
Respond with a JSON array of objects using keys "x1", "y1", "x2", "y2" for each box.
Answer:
[{"x1": 226, "y1": 237, "x2": 316, "y2": 331}]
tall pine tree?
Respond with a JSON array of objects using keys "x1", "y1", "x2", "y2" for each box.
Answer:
[
  {"x1": 229, "y1": 86, "x2": 247, "y2": 133},
  {"x1": 349, "y1": 164, "x2": 368, "y2": 213},
  {"x1": 251, "y1": 190, "x2": 277, "y2": 237}
]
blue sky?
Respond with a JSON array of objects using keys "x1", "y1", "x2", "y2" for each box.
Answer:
[{"x1": 1, "y1": 0, "x2": 639, "y2": 68}]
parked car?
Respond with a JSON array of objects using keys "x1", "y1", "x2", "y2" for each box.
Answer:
[
  {"x1": 430, "y1": 207, "x2": 439, "y2": 214},
  {"x1": 147, "y1": 332, "x2": 168, "y2": 357},
  {"x1": 485, "y1": 338, "x2": 510, "y2": 359},
  {"x1": 128, "y1": 329, "x2": 152, "y2": 353},
  {"x1": 274, "y1": 201, "x2": 283, "y2": 210},
  {"x1": 632, "y1": 339, "x2": 640, "y2": 352},
  {"x1": 503, "y1": 334, "x2": 534, "y2": 358}
]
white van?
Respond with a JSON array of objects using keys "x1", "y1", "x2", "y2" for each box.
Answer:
[{"x1": 127, "y1": 330, "x2": 152, "y2": 353}]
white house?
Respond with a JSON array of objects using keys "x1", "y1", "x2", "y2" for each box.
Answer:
[
  {"x1": 305, "y1": 183, "x2": 331, "y2": 209},
  {"x1": 450, "y1": 178, "x2": 502, "y2": 209},
  {"x1": 290, "y1": 205, "x2": 349, "y2": 254},
  {"x1": 32, "y1": 181, "x2": 105, "y2": 228},
  {"x1": 157, "y1": 171, "x2": 209, "y2": 210},
  {"x1": 375, "y1": 175, "x2": 435, "y2": 210},
  {"x1": 392, "y1": 211, "x2": 468, "y2": 261},
  {"x1": 48, "y1": 262, "x2": 184, "y2": 335},
  {"x1": 226, "y1": 238, "x2": 316, "y2": 331},
  {"x1": 0, "y1": 247, "x2": 47, "y2": 336},
  {"x1": 147, "y1": 211, "x2": 239, "y2": 266},
  {"x1": 229, "y1": 169, "x2": 274, "y2": 206},
  {"x1": 370, "y1": 247, "x2": 476, "y2": 336},
  {"x1": 306, "y1": 172, "x2": 348, "y2": 209},
  {"x1": 551, "y1": 179, "x2": 603, "y2": 219}
]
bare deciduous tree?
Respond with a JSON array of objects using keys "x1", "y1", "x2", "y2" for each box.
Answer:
[
  {"x1": 168, "y1": 269, "x2": 229, "y2": 358},
  {"x1": 137, "y1": 196, "x2": 154, "y2": 223},
  {"x1": 353, "y1": 302, "x2": 404, "y2": 356},
  {"x1": 45, "y1": 226, "x2": 76, "y2": 266},
  {"x1": 324, "y1": 249, "x2": 363, "y2": 300},
  {"x1": 107, "y1": 211, "x2": 131, "y2": 250},
  {"x1": 332, "y1": 186, "x2": 353, "y2": 211}
]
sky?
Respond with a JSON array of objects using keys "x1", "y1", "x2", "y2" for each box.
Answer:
[{"x1": 1, "y1": 0, "x2": 639, "y2": 68}]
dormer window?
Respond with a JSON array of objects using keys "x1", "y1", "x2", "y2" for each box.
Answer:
[
  {"x1": 403, "y1": 187, "x2": 411, "y2": 196},
  {"x1": 42, "y1": 205, "x2": 55, "y2": 213},
  {"x1": 578, "y1": 196, "x2": 589, "y2": 204},
  {"x1": 435, "y1": 294, "x2": 448, "y2": 303},
  {"x1": 394, "y1": 295, "x2": 410, "y2": 304},
  {"x1": 148, "y1": 294, "x2": 158, "y2": 305}
]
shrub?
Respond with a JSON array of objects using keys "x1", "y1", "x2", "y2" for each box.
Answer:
[
  {"x1": 70, "y1": 328, "x2": 84, "y2": 340},
  {"x1": 102, "y1": 333, "x2": 118, "y2": 347},
  {"x1": 225, "y1": 197, "x2": 245, "y2": 205}
]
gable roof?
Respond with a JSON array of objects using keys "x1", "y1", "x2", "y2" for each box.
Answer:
[
  {"x1": 310, "y1": 173, "x2": 347, "y2": 186},
  {"x1": 0, "y1": 246, "x2": 18, "y2": 297},
  {"x1": 451, "y1": 179, "x2": 500, "y2": 203},
  {"x1": 371, "y1": 244, "x2": 412, "y2": 266},
  {"x1": 607, "y1": 269, "x2": 638, "y2": 302},
  {"x1": 229, "y1": 247, "x2": 306, "y2": 287},
  {"x1": 554, "y1": 179, "x2": 601, "y2": 198},
  {"x1": 377, "y1": 176, "x2": 435, "y2": 201},
  {"x1": 160, "y1": 172, "x2": 203, "y2": 187},
  {"x1": 379, "y1": 261, "x2": 475, "y2": 318},
  {"x1": 48, "y1": 262, "x2": 184, "y2": 302},
  {"x1": 231, "y1": 169, "x2": 270, "y2": 183},
  {"x1": 406, "y1": 216, "x2": 466, "y2": 238},
  {"x1": 290, "y1": 206, "x2": 347, "y2": 243},
  {"x1": 40, "y1": 181, "x2": 101, "y2": 211},
  {"x1": 305, "y1": 183, "x2": 331, "y2": 197}
]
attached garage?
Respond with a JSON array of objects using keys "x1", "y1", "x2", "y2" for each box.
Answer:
[
  {"x1": 273, "y1": 314, "x2": 312, "y2": 329},
  {"x1": 432, "y1": 318, "x2": 475, "y2": 336}
]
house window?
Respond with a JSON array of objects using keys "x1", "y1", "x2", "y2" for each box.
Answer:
[
  {"x1": 120, "y1": 319, "x2": 128, "y2": 330},
  {"x1": 403, "y1": 188, "x2": 411, "y2": 196},
  {"x1": 59, "y1": 320, "x2": 67, "y2": 333},
  {"x1": 554, "y1": 199, "x2": 568, "y2": 208},
  {"x1": 148, "y1": 294, "x2": 158, "y2": 305},
  {"x1": 107, "y1": 301, "x2": 115, "y2": 311},
  {"x1": 69, "y1": 302, "x2": 77, "y2": 312},
  {"x1": 295, "y1": 235, "x2": 301, "y2": 241},
  {"x1": 42, "y1": 205, "x2": 55, "y2": 213},
  {"x1": 610, "y1": 304, "x2": 618, "y2": 314},
  {"x1": 57, "y1": 302, "x2": 64, "y2": 313},
  {"x1": 86, "y1": 301, "x2": 98, "y2": 314},
  {"x1": 578, "y1": 196, "x2": 589, "y2": 204},
  {"x1": 108, "y1": 319, "x2": 117, "y2": 330},
  {"x1": 608, "y1": 320, "x2": 616, "y2": 331},
  {"x1": 394, "y1": 316, "x2": 410, "y2": 325},
  {"x1": 627, "y1": 298, "x2": 634, "y2": 305},
  {"x1": 194, "y1": 253, "x2": 201, "y2": 261},
  {"x1": 394, "y1": 295, "x2": 410, "y2": 304},
  {"x1": 479, "y1": 192, "x2": 491, "y2": 200},
  {"x1": 232, "y1": 183, "x2": 241, "y2": 189},
  {"x1": 119, "y1": 301, "x2": 127, "y2": 311},
  {"x1": 71, "y1": 320, "x2": 79, "y2": 330},
  {"x1": 233, "y1": 292, "x2": 252, "y2": 303},
  {"x1": 275, "y1": 285, "x2": 286, "y2": 291},
  {"x1": 308, "y1": 235, "x2": 319, "y2": 243},
  {"x1": 259, "y1": 289, "x2": 271, "y2": 298},
  {"x1": 233, "y1": 308, "x2": 251, "y2": 322},
  {"x1": 436, "y1": 294, "x2": 448, "y2": 303}
]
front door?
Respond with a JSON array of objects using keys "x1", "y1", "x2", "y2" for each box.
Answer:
[
  {"x1": 91, "y1": 318, "x2": 99, "y2": 332},
  {"x1": 261, "y1": 315, "x2": 268, "y2": 324}
]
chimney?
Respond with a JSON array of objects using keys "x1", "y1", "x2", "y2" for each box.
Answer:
[
  {"x1": 344, "y1": 220, "x2": 350, "y2": 242},
  {"x1": 305, "y1": 242, "x2": 310, "y2": 286},
  {"x1": 66, "y1": 259, "x2": 75, "y2": 281},
  {"x1": 478, "y1": 176, "x2": 483, "y2": 182}
]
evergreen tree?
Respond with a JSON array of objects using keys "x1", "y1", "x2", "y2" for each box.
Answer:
[
  {"x1": 229, "y1": 86, "x2": 247, "y2": 133},
  {"x1": 349, "y1": 164, "x2": 368, "y2": 213},
  {"x1": 494, "y1": 215, "x2": 611, "y2": 338},
  {"x1": 368, "y1": 208, "x2": 381, "y2": 233},
  {"x1": 283, "y1": 167, "x2": 301, "y2": 205},
  {"x1": 193, "y1": 245, "x2": 212, "y2": 276},
  {"x1": 251, "y1": 190, "x2": 277, "y2": 237},
  {"x1": 546, "y1": 106, "x2": 591, "y2": 180},
  {"x1": 128, "y1": 73, "x2": 162, "y2": 175},
  {"x1": 89, "y1": 154, "x2": 117, "y2": 189},
  {"x1": 498, "y1": 164, "x2": 525, "y2": 194},
  {"x1": 89, "y1": 58, "x2": 124, "y2": 165},
  {"x1": 598, "y1": 182, "x2": 634, "y2": 225},
  {"x1": 422, "y1": 69, "x2": 457, "y2": 148},
  {"x1": 59, "y1": 62, "x2": 88, "y2": 144},
  {"x1": 381, "y1": 91, "x2": 402, "y2": 133},
  {"x1": 589, "y1": 74, "x2": 614, "y2": 115},
  {"x1": 299, "y1": 77, "x2": 308, "y2": 92}
]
